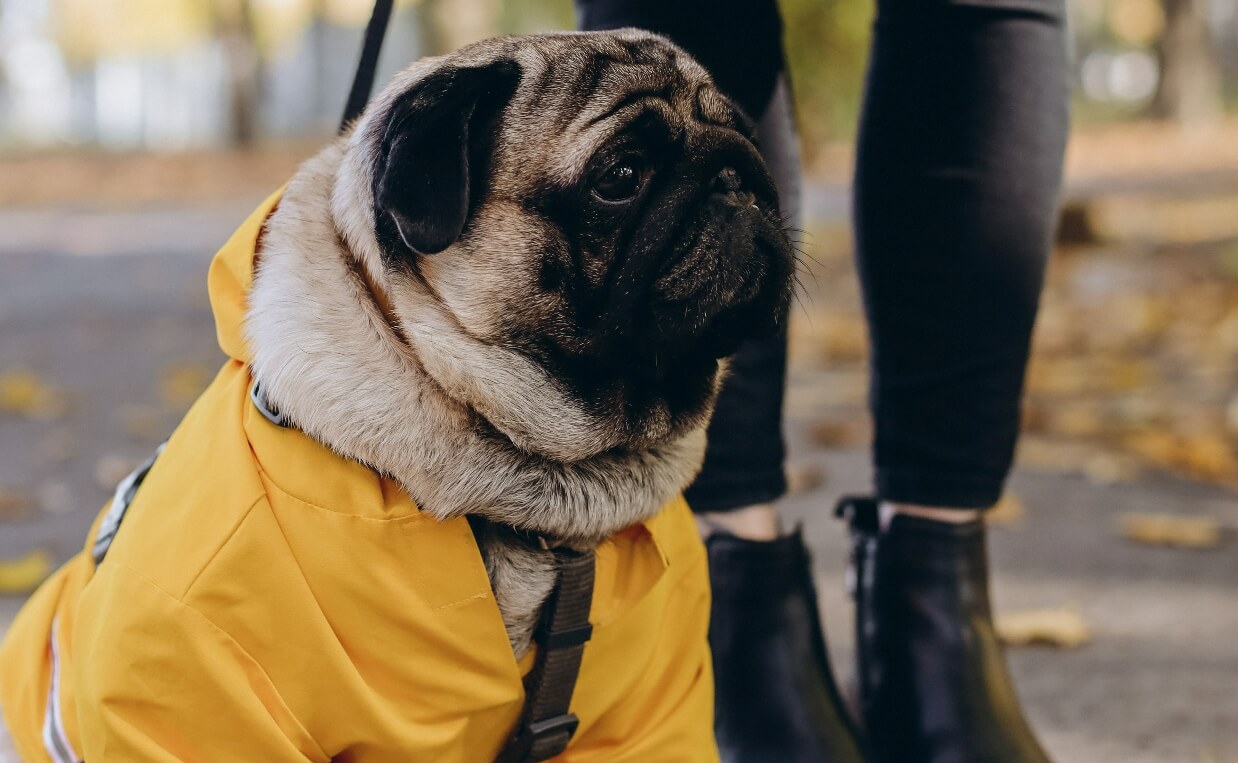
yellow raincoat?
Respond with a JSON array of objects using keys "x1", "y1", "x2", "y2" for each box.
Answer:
[{"x1": 0, "y1": 192, "x2": 717, "y2": 762}]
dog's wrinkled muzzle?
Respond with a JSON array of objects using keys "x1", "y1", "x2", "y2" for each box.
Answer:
[{"x1": 650, "y1": 167, "x2": 794, "y2": 360}]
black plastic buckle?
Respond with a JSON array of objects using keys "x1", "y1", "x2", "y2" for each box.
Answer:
[
  {"x1": 501, "y1": 712, "x2": 580, "y2": 762},
  {"x1": 527, "y1": 712, "x2": 579, "y2": 741},
  {"x1": 538, "y1": 622, "x2": 594, "y2": 651},
  {"x1": 834, "y1": 495, "x2": 879, "y2": 531}
]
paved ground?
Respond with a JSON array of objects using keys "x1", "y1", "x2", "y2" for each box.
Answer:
[{"x1": 1, "y1": 188, "x2": 1236, "y2": 762}]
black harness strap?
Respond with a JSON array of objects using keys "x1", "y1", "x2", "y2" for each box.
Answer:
[
  {"x1": 496, "y1": 548, "x2": 597, "y2": 763},
  {"x1": 340, "y1": 0, "x2": 395, "y2": 131}
]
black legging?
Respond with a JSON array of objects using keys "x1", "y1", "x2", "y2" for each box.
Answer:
[{"x1": 577, "y1": 0, "x2": 1069, "y2": 511}]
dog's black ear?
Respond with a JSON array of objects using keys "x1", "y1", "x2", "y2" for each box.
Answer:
[{"x1": 373, "y1": 60, "x2": 521, "y2": 257}]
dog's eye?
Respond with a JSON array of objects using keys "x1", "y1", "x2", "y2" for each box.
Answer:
[{"x1": 593, "y1": 160, "x2": 644, "y2": 202}]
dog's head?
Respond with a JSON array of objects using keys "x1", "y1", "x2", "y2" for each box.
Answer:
[{"x1": 334, "y1": 30, "x2": 793, "y2": 462}]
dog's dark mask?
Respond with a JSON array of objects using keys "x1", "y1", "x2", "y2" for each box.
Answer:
[{"x1": 370, "y1": 36, "x2": 794, "y2": 440}]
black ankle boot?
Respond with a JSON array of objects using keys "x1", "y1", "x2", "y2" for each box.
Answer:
[
  {"x1": 837, "y1": 497, "x2": 1052, "y2": 763},
  {"x1": 707, "y1": 529, "x2": 868, "y2": 763}
]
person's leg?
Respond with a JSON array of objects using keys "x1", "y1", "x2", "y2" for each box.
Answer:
[
  {"x1": 854, "y1": 0, "x2": 1069, "y2": 511},
  {"x1": 846, "y1": 0, "x2": 1069, "y2": 760},
  {"x1": 576, "y1": 3, "x2": 865, "y2": 761}
]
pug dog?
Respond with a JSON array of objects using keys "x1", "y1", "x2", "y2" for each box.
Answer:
[
  {"x1": 0, "y1": 29, "x2": 792, "y2": 762},
  {"x1": 250, "y1": 29, "x2": 793, "y2": 651}
]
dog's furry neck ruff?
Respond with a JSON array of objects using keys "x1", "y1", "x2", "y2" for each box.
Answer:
[{"x1": 245, "y1": 140, "x2": 708, "y2": 653}]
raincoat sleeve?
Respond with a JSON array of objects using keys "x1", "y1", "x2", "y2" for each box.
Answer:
[{"x1": 71, "y1": 559, "x2": 329, "y2": 762}]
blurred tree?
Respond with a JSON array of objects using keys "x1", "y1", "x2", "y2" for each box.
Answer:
[
  {"x1": 779, "y1": 0, "x2": 872, "y2": 159},
  {"x1": 55, "y1": 0, "x2": 211, "y2": 61},
  {"x1": 422, "y1": 0, "x2": 499, "y2": 54},
  {"x1": 309, "y1": 0, "x2": 332, "y2": 128},
  {"x1": 214, "y1": 0, "x2": 264, "y2": 145},
  {"x1": 1152, "y1": 0, "x2": 1223, "y2": 125},
  {"x1": 497, "y1": 0, "x2": 573, "y2": 37},
  {"x1": 419, "y1": 0, "x2": 570, "y2": 59},
  {"x1": 312, "y1": 0, "x2": 872, "y2": 155}
]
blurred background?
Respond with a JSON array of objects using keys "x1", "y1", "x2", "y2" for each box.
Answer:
[{"x1": 1, "y1": 1, "x2": 1237, "y2": 760}]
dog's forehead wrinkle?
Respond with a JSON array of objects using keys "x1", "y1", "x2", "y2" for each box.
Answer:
[
  {"x1": 525, "y1": 97, "x2": 693, "y2": 187},
  {"x1": 694, "y1": 84, "x2": 735, "y2": 127},
  {"x1": 588, "y1": 64, "x2": 680, "y2": 113}
]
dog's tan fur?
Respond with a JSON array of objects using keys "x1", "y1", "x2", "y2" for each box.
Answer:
[{"x1": 246, "y1": 31, "x2": 726, "y2": 655}]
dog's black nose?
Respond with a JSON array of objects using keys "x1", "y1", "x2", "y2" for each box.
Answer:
[{"x1": 711, "y1": 167, "x2": 743, "y2": 195}]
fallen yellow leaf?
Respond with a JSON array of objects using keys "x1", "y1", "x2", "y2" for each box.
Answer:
[
  {"x1": 808, "y1": 419, "x2": 868, "y2": 448},
  {"x1": 1083, "y1": 452, "x2": 1141, "y2": 485},
  {"x1": 1122, "y1": 431, "x2": 1238, "y2": 483},
  {"x1": 1016, "y1": 436, "x2": 1088, "y2": 472},
  {"x1": 158, "y1": 363, "x2": 213, "y2": 408},
  {"x1": 1025, "y1": 356, "x2": 1149, "y2": 397},
  {"x1": 1119, "y1": 513, "x2": 1224, "y2": 549},
  {"x1": 117, "y1": 404, "x2": 165, "y2": 442},
  {"x1": 785, "y1": 462, "x2": 827, "y2": 495},
  {"x1": 0, "y1": 370, "x2": 68, "y2": 420},
  {"x1": 987, "y1": 493, "x2": 1026, "y2": 527},
  {"x1": 1016, "y1": 437, "x2": 1140, "y2": 484},
  {"x1": 995, "y1": 607, "x2": 1091, "y2": 649},
  {"x1": 1025, "y1": 357, "x2": 1088, "y2": 396},
  {"x1": 1123, "y1": 430, "x2": 1181, "y2": 466},
  {"x1": 0, "y1": 487, "x2": 33, "y2": 521},
  {"x1": 1046, "y1": 405, "x2": 1105, "y2": 438},
  {"x1": 1179, "y1": 434, "x2": 1238, "y2": 481},
  {"x1": 0, "y1": 549, "x2": 54, "y2": 594},
  {"x1": 1217, "y1": 307, "x2": 1238, "y2": 355},
  {"x1": 817, "y1": 315, "x2": 868, "y2": 363}
]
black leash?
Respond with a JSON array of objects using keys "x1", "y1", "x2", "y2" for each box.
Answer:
[
  {"x1": 340, "y1": 0, "x2": 395, "y2": 131},
  {"x1": 495, "y1": 547, "x2": 597, "y2": 762}
]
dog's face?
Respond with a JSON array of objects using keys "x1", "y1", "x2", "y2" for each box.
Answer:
[{"x1": 338, "y1": 31, "x2": 793, "y2": 461}]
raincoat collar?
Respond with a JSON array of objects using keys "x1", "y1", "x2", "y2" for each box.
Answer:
[
  {"x1": 242, "y1": 395, "x2": 672, "y2": 628},
  {"x1": 206, "y1": 190, "x2": 673, "y2": 627}
]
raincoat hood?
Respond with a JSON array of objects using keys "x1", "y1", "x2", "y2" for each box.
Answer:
[{"x1": 207, "y1": 189, "x2": 281, "y2": 363}]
